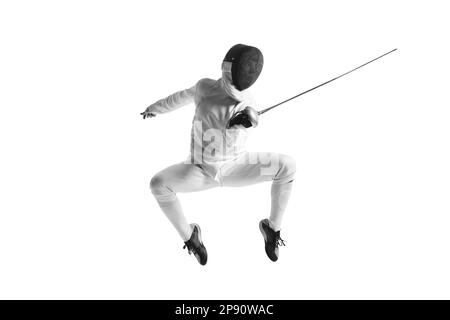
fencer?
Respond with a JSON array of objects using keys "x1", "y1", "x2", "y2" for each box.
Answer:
[{"x1": 141, "y1": 44, "x2": 296, "y2": 265}]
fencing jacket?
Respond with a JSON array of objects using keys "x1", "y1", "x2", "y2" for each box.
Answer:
[{"x1": 147, "y1": 62, "x2": 255, "y2": 168}]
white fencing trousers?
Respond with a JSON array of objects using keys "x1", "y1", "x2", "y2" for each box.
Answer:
[{"x1": 150, "y1": 152, "x2": 296, "y2": 241}]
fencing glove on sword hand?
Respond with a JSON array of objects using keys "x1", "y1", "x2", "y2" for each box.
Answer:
[{"x1": 227, "y1": 106, "x2": 259, "y2": 129}]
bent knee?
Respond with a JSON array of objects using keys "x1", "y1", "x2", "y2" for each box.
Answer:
[
  {"x1": 150, "y1": 174, "x2": 169, "y2": 195},
  {"x1": 275, "y1": 154, "x2": 296, "y2": 182}
]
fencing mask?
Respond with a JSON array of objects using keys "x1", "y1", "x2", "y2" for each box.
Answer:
[{"x1": 223, "y1": 44, "x2": 264, "y2": 91}]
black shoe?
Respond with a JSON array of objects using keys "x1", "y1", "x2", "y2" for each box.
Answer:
[
  {"x1": 183, "y1": 223, "x2": 207, "y2": 266},
  {"x1": 259, "y1": 219, "x2": 286, "y2": 262}
]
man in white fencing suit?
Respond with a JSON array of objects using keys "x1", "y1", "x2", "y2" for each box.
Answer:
[{"x1": 141, "y1": 44, "x2": 296, "y2": 265}]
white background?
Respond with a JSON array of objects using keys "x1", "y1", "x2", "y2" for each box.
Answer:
[{"x1": 0, "y1": 0, "x2": 449, "y2": 299}]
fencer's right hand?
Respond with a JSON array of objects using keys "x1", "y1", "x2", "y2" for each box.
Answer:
[
  {"x1": 141, "y1": 107, "x2": 156, "y2": 119},
  {"x1": 227, "y1": 106, "x2": 259, "y2": 129}
]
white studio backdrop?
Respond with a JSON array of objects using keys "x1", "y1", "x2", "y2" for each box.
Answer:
[{"x1": 0, "y1": 0, "x2": 449, "y2": 299}]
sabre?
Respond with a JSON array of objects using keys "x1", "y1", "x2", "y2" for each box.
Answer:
[{"x1": 257, "y1": 48, "x2": 397, "y2": 115}]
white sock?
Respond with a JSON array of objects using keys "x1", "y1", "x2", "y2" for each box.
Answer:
[
  {"x1": 156, "y1": 196, "x2": 193, "y2": 241},
  {"x1": 269, "y1": 181, "x2": 293, "y2": 231}
]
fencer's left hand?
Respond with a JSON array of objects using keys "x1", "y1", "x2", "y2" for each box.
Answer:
[
  {"x1": 227, "y1": 106, "x2": 259, "y2": 129},
  {"x1": 141, "y1": 107, "x2": 156, "y2": 119}
]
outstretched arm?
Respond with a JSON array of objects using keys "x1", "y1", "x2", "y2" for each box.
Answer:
[{"x1": 141, "y1": 85, "x2": 196, "y2": 119}]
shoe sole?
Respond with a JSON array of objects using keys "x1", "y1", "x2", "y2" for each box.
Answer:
[
  {"x1": 259, "y1": 220, "x2": 268, "y2": 243},
  {"x1": 259, "y1": 220, "x2": 279, "y2": 262},
  {"x1": 191, "y1": 223, "x2": 207, "y2": 266},
  {"x1": 192, "y1": 223, "x2": 203, "y2": 245}
]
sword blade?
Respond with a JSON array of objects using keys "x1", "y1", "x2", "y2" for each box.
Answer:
[{"x1": 258, "y1": 48, "x2": 397, "y2": 115}]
